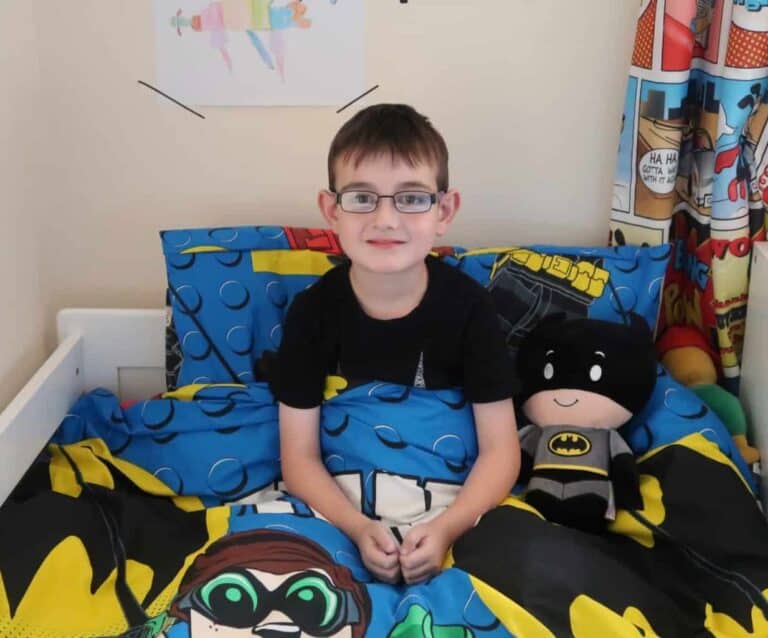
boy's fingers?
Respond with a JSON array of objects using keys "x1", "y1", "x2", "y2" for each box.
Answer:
[
  {"x1": 401, "y1": 555, "x2": 429, "y2": 571},
  {"x1": 403, "y1": 564, "x2": 435, "y2": 584},
  {"x1": 375, "y1": 550, "x2": 400, "y2": 570},
  {"x1": 372, "y1": 526, "x2": 397, "y2": 554},
  {"x1": 401, "y1": 526, "x2": 428, "y2": 555},
  {"x1": 401, "y1": 544, "x2": 430, "y2": 569},
  {"x1": 364, "y1": 543, "x2": 399, "y2": 570},
  {"x1": 403, "y1": 562, "x2": 439, "y2": 583},
  {"x1": 371, "y1": 561, "x2": 401, "y2": 583}
]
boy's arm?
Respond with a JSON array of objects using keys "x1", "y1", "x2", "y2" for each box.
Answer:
[
  {"x1": 436, "y1": 398, "x2": 521, "y2": 541},
  {"x1": 400, "y1": 398, "x2": 520, "y2": 583},
  {"x1": 279, "y1": 402, "x2": 370, "y2": 539},
  {"x1": 445, "y1": 289, "x2": 519, "y2": 530},
  {"x1": 281, "y1": 403, "x2": 402, "y2": 583}
]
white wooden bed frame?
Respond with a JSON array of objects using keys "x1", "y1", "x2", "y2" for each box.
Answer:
[
  {"x1": 1, "y1": 243, "x2": 768, "y2": 509},
  {"x1": 0, "y1": 309, "x2": 168, "y2": 506}
]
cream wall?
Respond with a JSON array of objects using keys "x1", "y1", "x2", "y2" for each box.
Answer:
[
  {"x1": 10, "y1": 1, "x2": 638, "y2": 381},
  {"x1": 0, "y1": 1, "x2": 46, "y2": 409}
]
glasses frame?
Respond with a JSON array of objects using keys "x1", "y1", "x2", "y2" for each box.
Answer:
[{"x1": 331, "y1": 189, "x2": 443, "y2": 214}]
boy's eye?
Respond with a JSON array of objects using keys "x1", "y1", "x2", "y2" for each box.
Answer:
[
  {"x1": 397, "y1": 192, "x2": 428, "y2": 206},
  {"x1": 353, "y1": 192, "x2": 374, "y2": 204}
]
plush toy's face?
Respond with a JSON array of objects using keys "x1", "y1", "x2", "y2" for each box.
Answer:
[
  {"x1": 522, "y1": 344, "x2": 631, "y2": 428},
  {"x1": 523, "y1": 387, "x2": 632, "y2": 430},
  {"x1": 517, "y1": 314, "x2": 657, "y2": 430}
]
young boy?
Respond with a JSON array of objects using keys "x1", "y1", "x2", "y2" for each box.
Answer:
[{"x1": 275, "y1": 104, "x2": 520, "y2": 585}]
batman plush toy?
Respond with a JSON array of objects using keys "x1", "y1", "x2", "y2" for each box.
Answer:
[{"x1": 516, "y1": 313, "x2": 657, "y2": 533}]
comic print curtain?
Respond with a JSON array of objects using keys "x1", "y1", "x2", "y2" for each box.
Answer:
[{"x1": 610, "y1": 0, "x2": 768, "y2": 390}]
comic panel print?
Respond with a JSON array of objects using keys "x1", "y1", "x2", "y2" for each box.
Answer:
[
  {"x1": 613, "y1": 77, "x2": 639, "y2": 215},
  {"x1": 610, "y1": 219, "x2": 667, "y2": 247},
  {"x1": 634, "y1": 79, "x2": 688, "y2": 221},
  {"x1": 662, "y1": 0, "x2": 698, "y2": 71},
  {"x1": 666, "y1": 210, "x2": 756, "y2": 383},
  {"x1": 692, "y1": 0, "x2": 725, "y2": 65},
  {"x1": 633, "y1": 0, "x2": 657, "y2": 69},
  {"x1": 631, "y1": 0, "x2": 725, "y2": 72},
  {"x1": 726, "y1": 0, "x2": 768, "y2": 69},
  {"x1": 670, "y1": 71, "x2": 768, "y2": 222},
  {"x1": 746, "y1": 87, "x2": 768, "y2": 218}
]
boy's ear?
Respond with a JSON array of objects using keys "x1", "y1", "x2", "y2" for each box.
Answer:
[
  {"x1": 436, "y1": 189, "x2": 460, "y2": 235},
  {"x1": 318, "y1": 189, "x2": 339, "y2": 230}
]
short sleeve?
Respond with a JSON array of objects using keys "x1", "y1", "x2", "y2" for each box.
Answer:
[
  {"x1": 463, "y1": 292, "x2": 515, "y2": 403},
  {"x1": 274, "y1": 290, "x2": 331, "y2": 409}
]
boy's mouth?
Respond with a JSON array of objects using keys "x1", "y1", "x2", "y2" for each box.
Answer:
[{"x1": 367, "y1": 239, "x2": 405, "y2": 248}]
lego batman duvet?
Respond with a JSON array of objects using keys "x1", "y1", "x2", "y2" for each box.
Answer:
[{"x1": 2, "y1": 369, "x2": 767, "y2": 637}]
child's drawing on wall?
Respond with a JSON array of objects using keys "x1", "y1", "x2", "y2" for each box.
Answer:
[{"x1": 154, "y1": 0, "x2": 364, "y2": 106}]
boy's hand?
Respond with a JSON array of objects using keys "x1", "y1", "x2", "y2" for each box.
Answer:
[
  {"x1": 399, "y1": 519, "x2": 453, "y2": 584},
  {"x1": 353, "y1": 520, "x2": 401, "y2": 584}
]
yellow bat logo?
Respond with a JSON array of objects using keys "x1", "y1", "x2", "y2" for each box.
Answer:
[{"x1": 548, "y1": 431, "x2": 591, "y2": 456}]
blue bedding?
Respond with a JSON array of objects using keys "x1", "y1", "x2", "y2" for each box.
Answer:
[
  {"x1": 1, "y1": 228, "x2": 766, "y2": 636},
  {"x1": 0, "y1": 368, "x2": 761, "y2": 637}
]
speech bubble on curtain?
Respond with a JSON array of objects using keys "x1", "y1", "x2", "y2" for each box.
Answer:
[{"x1": 639, "y1": 148, "x2": 678, "y2": 195}]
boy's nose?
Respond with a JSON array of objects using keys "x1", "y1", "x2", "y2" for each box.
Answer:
[{"x1": 371, "y1": 197, "x2": 400, "y2": 229}]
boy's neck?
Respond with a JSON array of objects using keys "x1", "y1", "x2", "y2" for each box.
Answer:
[{"x1": 348, "y1": 260, "x2": 429, "y2": 320}]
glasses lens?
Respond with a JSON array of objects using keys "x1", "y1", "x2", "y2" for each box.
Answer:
[
  {"x1": 340, "y1": 191, "x2": 377, "y2": 213},
  {"x1": 394, "y1": 191, "x2": 433, "y2": 213}
]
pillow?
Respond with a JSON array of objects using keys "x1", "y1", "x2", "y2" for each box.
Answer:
[
  {"x1": 162, "y1": 226, "x2": 670, "y2": 388},
  {"x1": 163, "y1": 226, "x2": 345, "y2": 387},
  {"x1": 447, "y1": 244, "x2": 671, "y2": 390}
]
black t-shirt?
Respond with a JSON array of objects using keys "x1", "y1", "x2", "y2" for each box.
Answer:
[{"x1": 273, "y1": 255, "x2": 514, "y2": 408}]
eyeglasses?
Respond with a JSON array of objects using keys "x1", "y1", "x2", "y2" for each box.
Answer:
[
  {"x1": 175, "y1": 569, "x2": 360, "y2": 635},
  {"x1": 333, "y1": 190, "x2": 441, "y2": 214}
]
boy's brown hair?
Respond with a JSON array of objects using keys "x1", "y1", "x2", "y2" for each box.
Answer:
[{"x1": 328, "y1": 103, "x2": 449, "y2": 192}]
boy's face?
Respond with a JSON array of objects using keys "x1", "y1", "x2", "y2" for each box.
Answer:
[{"x1": 318, "y1": 153, "x2": 460, "y2": 276}]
